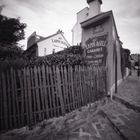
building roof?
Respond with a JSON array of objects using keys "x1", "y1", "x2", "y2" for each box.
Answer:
[
  {"x1": 36, "y1": 30, "x2": 62, "y2": 43},
  {"x1": 37, "y1": 30, "x2": 70, "y2": 47}
]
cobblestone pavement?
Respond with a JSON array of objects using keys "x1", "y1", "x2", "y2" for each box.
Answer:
[
  {"x1": 0, "y1": 99, "x2": 124, "y2": 140},
  {"x1": 115, "y1": 70, "x2": 140, "y2": 107},
  {"x1": 1, "y1": 73, "x2": 140, "y2": 140}
]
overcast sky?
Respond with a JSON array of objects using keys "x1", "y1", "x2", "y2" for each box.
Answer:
[{"x1": 0, "y1": 0, "x2": 140, "y2": 53}]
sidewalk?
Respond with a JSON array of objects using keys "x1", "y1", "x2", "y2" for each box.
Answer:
[
  {"x1": 1, "y1": 73, "x2": 140, "y2": 140},
  {"x1": 114, "y1": 71, "x2": 140, "y2": 108},
  {"x1": 102, "y1": 71, "x2": 140, "y2": 140},
  {"x1": 102, "y1": 100, "x2": 140, "y2": 140}
]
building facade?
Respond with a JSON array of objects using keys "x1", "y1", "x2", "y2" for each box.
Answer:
[
  {"x1": 24, "y1": 30, "x2": 70, "y2": 58},
  {"x1": 72, "y1": 0, "x2": 102, "y2": 45},
  {"x1": 71, "y1": 0, "x2": 127, "y2": 96},
  {"x1": 81, "y1": 10, "x2": 123, "y2": 95}
]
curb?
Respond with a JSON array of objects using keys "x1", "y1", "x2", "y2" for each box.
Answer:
[
  {"x1": 113, "y1": 96, "x2": 140, "y2": 113},
  {"x1": 99, "y1": 110, "x2": 129, "y2": 140}
]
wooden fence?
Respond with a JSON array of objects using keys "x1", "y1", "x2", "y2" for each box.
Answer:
[{"x1": 0, "y1": 65, "x2": 107, "y2": 132}]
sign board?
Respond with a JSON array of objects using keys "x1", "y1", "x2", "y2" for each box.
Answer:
[
  {"x1": 85, "y1": 34, "x2": 108, "y2": 66},
  {"x1": 92, "y1": 25, "x2": 104, "y2": 34}
]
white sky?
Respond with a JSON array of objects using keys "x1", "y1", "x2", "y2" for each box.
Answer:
[{"x1": 0, "y1": 0, "x2": 140, "y2": 54}]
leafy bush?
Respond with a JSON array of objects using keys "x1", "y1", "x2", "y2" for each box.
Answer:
[
  {"x1": 0, "y1": 45, "x2": 87, "y2": 72},
  {"x1": 0, "y1": 44, "x2": 26, "y2": 72},
  {"x1": 29, "y1": 54, "x2": 86, "y2": 67},
  {"x1": 56, "y1": 45, "x2": 84, "y2": 55},
  {"x1": 0, "y1": 44, "x2": 24, "y2": 60},
  {"x1": 0, "y1": 58, "x2": 27, "y2": 72},
  {"x1": 27, "y1": 45, "x2": 86, "y2": 66}
]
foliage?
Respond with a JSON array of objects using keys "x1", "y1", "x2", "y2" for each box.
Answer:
[
  {"x1": 131, "y1": 54, "x2": 140, "y2": 62},
  {"x1": 0, "y1": 44, "x2": 24, "y2": 60},
  {"x1": 0, "y1": 45, "x2": 87, "y2": 71},
  {"x1": 29, "y1": 54, "x2": 86, "y2": 67},
  {"x1": 0, "y1": 58, "x2": 27, "y2": 72},
  {"x1": 124, "y1": 48, "x2": 130, "y2": 55},
  {"x1": 135, "y1": 61, "x2": 139, "y2": 67},
  {"x1": 0, "y1": 14, "x2": 26, "y2": 66},
  {"x1": 122, "y1": 48, "x2": 131, "y2": 68},
  {"x1": 27, "y1": 45, "x2": 86, "y2": 66},
  {"x1": 56, "y1": 45, "x2": 84, "y2": 55},
  {"x1": 0, "y1": 15, "x2": 26, "y2": 45}
]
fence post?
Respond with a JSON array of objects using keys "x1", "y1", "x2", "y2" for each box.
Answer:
[
  {"x1": 56, "y1": 66, "x2": 65, "y2": 116},
  {"x1": 1, "y1": 72, "x2": 8, "y2": 130},
  {"x1": 26, "y1": 67, "x2": 33, "y2": 124},
  {"x1": 103, "y1": 67, "x2": 108, "y2": 97}
]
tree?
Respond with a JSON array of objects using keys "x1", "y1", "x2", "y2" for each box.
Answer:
[
  {"x1": 0, "y1": 15, "x2": 26, "y2": 60},
  {"x1": 0, "y1": 15, "x2": 26, "y2": 45},
  {"x1": 123, "y1": 48, "x2": 131, "y2": 68}
]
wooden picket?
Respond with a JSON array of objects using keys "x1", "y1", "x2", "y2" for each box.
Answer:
[{"x1": 0, "y1": 65, "x2": 107, "y2": 132}]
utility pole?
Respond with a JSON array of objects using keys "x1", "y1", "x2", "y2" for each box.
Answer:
[{"x1": 138, "y1": 54, "x2": 140, "y2": 76}]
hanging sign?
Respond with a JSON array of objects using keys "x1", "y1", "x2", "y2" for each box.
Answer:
[{"x1": 85, "y1": 34, "x2": 108, "y2": 66}]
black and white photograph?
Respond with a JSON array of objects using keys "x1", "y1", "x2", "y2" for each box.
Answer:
[{"x1": 0, "y1": 0, "x2": 140, "y2": 139}]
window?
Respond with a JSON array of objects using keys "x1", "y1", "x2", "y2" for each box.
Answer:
[
  {"x1": 52, "y1": 49, "x2": 55, "y2": 54},
  {"x1": 44, "y1": 48, "x2": 46, "y2": 55}
]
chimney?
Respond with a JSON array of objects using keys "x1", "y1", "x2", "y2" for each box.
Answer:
[{"x1": 87, "y1": 0, "x2": 102, "y2": 18}]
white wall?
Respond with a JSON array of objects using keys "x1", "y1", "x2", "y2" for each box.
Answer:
[
  {"x1": 72, "y1": 7, "x2": 89, "y2": 45},
  {"x1": 72, "y1": 0, "x2": 102, "y2": 45},
  {"x1": 37, "y1": 33, "x2": 70, "y2": 56}
]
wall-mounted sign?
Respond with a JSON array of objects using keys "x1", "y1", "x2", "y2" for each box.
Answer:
[
  {"x1": 85, "y1": 34, "x2": 108, "y2": 66},
  {"x1": 92, "y1": 25, "x2": 104, "y2": 34},
  {"x1": 52, "y1": 38, "x2": 69, "y2": 47}
]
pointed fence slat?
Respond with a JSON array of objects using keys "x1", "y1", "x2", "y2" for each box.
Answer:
[
  {"x1": 6, "y1": 71, "x2": 12, "y2": 129},
  {"x1": 74, "y1": 66, "x2": 78, "y2": 108},
  {"x1": 49, "y1": 66, "x2": 56, "y2": 117},
  {"x1": 17, "y1": 70, "x2": 25, "y2": 126},
  {"x1": 52, "y1": 66, "x2": 59, "y2": 117},
  {"x1": 70, "y1": 66, "x2": 75, "y2": 110},
  {"x1": 42, "y1": 65, "x2": 49, "y2": 118},
  {"x1": 0, "y1": 74, "x2": 4, "y2": 130},
  {"x1": 38, "y1": 66, "x2": 45, "y2": 119},
  {"x1": 30, "y1": 67, "x2": 37, "y2": 123},
  {"x1": 56, "y1": 66, "x2": 65, "y2": 116},
  {"x1": 63, "y1": 66, "x2": 71, "y2": 112},
  {"x1": 46, "y1": 66, "x2": 53, "y2": 117},
  {"x1": 26, "y1": 67, "x2": 33, "y2": 124},
  {"x1": 67, "y1": 66, "x2": 73, "y2": 110},
  {"x1": 1, "y1": 73, "x2": 8, "y2": 130},
  {"x1": 13, "y1": 70, "x2": 20, "y2": 127},
  {"x1": 78, "y1": 66, "x2": 84, "y2": 106},
  {"x1": 60, "y1": 66, "x2": 66, "y2": 110},
  {"x1": 23, "y1": 68, "x2": 30, "y2": 125},
  {"x1": 10, "y1": 68, "x2": 17, "y2": 128}
]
